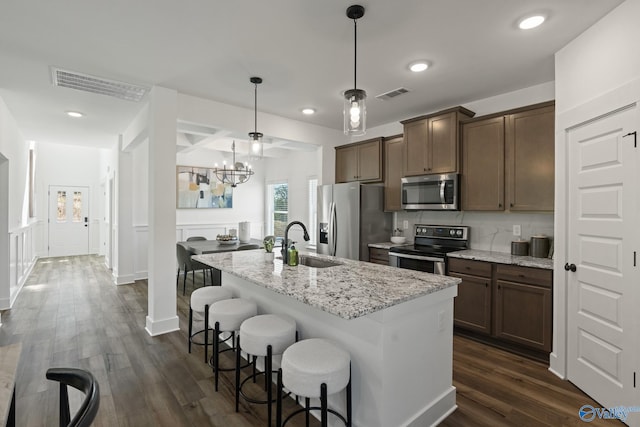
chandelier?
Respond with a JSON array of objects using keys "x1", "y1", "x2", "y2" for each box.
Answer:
[
  {"x1": 212, "y1": 141, "x2": 254, "y2": 187},
  {"x1": 344, "y1": 5, "x2": 366, "y2": 136},
  {"x1": 248, "y1": 76, "x2": 264, "y2": 160}
]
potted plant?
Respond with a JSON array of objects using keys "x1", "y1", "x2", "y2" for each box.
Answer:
[{"x1": 263, "y1": 236, "x2": 275, "y2": 261}]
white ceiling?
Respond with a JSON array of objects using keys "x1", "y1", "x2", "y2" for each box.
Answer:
[{"x1": 0, "y1": 0, "x2": 624, "y2": 151}]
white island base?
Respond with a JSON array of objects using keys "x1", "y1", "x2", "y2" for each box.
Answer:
[{"x1": 221, "y1": 272, "x2": 457, "y2": 427}]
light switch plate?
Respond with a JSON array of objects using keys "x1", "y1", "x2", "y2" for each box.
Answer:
[
  {"x1": 513, "y1": 224, "x2": 521, "y2": 236},
  {"x1": 403, "y1": 220, "x2": 409, "y2": 230}
]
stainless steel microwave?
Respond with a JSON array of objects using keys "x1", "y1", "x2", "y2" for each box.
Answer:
[{"x1": 401, "y1": 173, "x2": 459, "y2": 210}]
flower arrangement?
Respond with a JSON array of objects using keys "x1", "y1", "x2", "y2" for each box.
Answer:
[{"x1": 263, "y1": 236, "x2": 275, "y2": 253}]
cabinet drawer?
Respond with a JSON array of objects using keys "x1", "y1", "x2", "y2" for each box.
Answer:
[
  {"x1": 369, "y1": 248, "x2": 389, "y2": 263},
  {"x1": 496, "y1": 264, "x2": 552, "y2": 288},
  {"x1": 448, "y1": 258, "x2": 491, "y2": 278}
]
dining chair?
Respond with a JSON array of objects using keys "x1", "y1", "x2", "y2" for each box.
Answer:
[
  {"x1": 46, "y1": 367, "x2": 100, "y2": 427},
  {"x1": 177, "y1": 243, "x2": 209, "y2": 294}
]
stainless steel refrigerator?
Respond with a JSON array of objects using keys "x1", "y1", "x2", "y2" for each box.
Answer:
[{"x1": 317, "y1": 183, "x2": 392, "y2": 261}]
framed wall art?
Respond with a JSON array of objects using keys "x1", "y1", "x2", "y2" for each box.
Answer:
[{"x1": 176, "y1": 166, "x2": 233, "y2": 209}]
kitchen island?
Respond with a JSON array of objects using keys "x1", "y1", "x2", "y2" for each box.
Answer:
[{"x1": 194, "y1": 250, "x2": 460, "y2": 427}]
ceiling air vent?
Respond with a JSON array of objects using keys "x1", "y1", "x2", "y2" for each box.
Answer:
[
  {"x1": 51, "y1": 67, "x2": 149, "y2": 102},
  {"x1": 375, "y1": 87, "x2": 409, "y2": 101}
]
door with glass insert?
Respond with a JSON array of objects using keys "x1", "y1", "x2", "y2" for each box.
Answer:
[{"x1": 48, "y1": 186, "x2": 90, "y2": 256}]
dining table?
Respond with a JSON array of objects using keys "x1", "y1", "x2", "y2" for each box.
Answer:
[{"x1": 178, "y1": 238, "x2": 264, "y2": 255}]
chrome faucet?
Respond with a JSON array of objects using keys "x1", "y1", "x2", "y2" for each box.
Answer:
[{"x1": 281, "y1": 221, "x2": 310, "y2": 264}]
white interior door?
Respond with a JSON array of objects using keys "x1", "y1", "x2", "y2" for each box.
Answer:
[
  {"x1": 566, "y1": 104, "x2": 638, "y2": 414},
  {"x1": 48, "y1": 185, "x2": 90, "y2": 257}
]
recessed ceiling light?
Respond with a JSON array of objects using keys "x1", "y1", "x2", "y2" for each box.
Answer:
[
  {"x1": 302, "y1": 108, "x2": 316, "y2": 115},
  {"x1": 518, "y1": 15, "x2": 545, "y2": 30},
  {"x1": 409, "y1": 61, "x2": 429, "y2": 73},
  {"x1": 66, "y1": 111, "x2": 84, "y2": 118}
]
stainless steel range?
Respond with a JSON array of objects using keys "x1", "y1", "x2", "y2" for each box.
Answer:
[{"x1": 389, "y1": 225, "x2": 469, "y2": 274}]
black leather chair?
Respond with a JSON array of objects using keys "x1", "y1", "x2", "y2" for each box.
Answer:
[
  {"x1": 46, "y1": 368, "x2": 99, "y2": 427},
  {"x1": 176, "y1": 243, "x2": 209, "y2": 294}
]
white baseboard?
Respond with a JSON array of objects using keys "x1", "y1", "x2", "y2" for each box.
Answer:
[
  {"x1": 405, "y1": 386, "x2": 457, "y2": 427},
  {"x1": 145, "y1": 315, "x2": 179, "y2": 336}
]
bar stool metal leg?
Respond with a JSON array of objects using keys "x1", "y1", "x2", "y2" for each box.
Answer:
[
  {"x1": 188, "y1": 306, "x2": 193, "y2": 354},
  {"x1": 321, "y1": 383, "x2": 328, "y2": 427},
  {"x1": 204, "y1": 304, "x2": 210, "y2": 364},
  {"x1": 235, "y1": 334, "x2": 242, "y2": 412},
  {"x1": 214, "y1": 321, "x2": 220, "y2": 391}
]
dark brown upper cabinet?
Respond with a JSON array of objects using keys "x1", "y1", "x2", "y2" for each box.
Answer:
[
  {"x1": 401, "y1": 106, "x2": 475, "y2": 176},
  {"x1": 335, "y1": 137, "x2": 383, "y2": 183},
  {"x1": 461, "y1": 101, "x2": 555, "y2": 212}
]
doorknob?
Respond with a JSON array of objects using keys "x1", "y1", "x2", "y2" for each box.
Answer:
[{"x1": 564, "y1": 263, "x2": 577, "y2": 272}]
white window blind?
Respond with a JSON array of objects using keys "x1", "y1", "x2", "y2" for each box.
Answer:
[{"x1": 308, "y1": 178, "x2": 318, "y2": 244}]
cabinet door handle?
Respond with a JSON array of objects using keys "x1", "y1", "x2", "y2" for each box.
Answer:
[
  {"x1": 498, "y1": 203, "x2": 502, "y2": 208},
  {"x1": 485, "y1": 282, "x2": 488, "y2": 288},
  {"x1": 510, "y1": 203, "x2": 514, "y2": 208}
]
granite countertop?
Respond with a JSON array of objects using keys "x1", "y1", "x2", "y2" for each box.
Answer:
[
  {"x1": 368, "y1": 242, "x2": 406, "y2": 250},
  {"x1": 194, "y1": 250, "x2": 460, "y2": 320},
  {"x1": 448, "y1": 249, "x2": 554, "y2": 270}
]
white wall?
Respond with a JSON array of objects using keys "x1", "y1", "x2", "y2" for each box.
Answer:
[
  {"x1": 0, "y1": 96, "x2": 37, "y2": 310},
  {"x1": 0, "y1": 98, "x2": 29, "y2": 229},
  {"x1": 555, "y1": 0, "x2": 640, "y2": 114},
  {"x1": 36, "y1": 142, "x2": 103, "y2": 255},
  {"x1": 551, "y1": 0, "x2": 639, "y2": 379},
  {"x1": 176, "y1": 147, "x2": 267, "y2": 238},
  {"x1": 263, "y1": 148, "x2": 321, "y2": 248},
  {"x1": 354, "y1": 82, "x2": 555, "y2": 143}
]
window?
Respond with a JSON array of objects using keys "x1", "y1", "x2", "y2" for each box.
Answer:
[
  {"x1": 28, "y1": 148, "x2": 35, "y2": 218},
  {"x1": 56, "y1": 191, "x2": 67, "y2": 222},
  {"x1": 308, "y1": 178, "x2": 318, "y2": 244},
  {"x1": 72, "y1": 191, "x2": 83, "y2": 222},
  {"x1": 267, "y1": 182, "x2": 288, "y2": 237}
]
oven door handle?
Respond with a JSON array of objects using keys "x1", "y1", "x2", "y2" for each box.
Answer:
[{"x1": 390, "y1": 252, "x2": 444, "y2": 263}]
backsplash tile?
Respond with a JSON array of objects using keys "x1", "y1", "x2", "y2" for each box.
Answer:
[{"x1": 395, "y1": 211, "x2": 554, "y2": 254}]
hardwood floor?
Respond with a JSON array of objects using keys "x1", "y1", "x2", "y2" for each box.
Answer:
[{"x1": 0, "y1": 256, "x2": 615, "y2": 426}]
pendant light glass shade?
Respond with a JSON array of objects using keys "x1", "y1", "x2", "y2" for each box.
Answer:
[
  {"x1": 344, "y1": 89, "x2": 366, "y2": 135},
  {"x1": 248, "y1": 132, "x2": 263, "y2": 158},
  {"x1": 344, "y1": 5, "x2": 366, "y2": 136},
  {"x1": 247, "y1": 77, "x2": 264, "y2": 160}
]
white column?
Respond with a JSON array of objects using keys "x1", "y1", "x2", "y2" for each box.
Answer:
[{"x1": 145, "y1": 86, "x2": 179, "y2": 336}]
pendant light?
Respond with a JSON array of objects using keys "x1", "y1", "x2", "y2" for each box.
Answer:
[
  {"x1": 212, "y1": 141, "x2": 254, "y2": 187},
  {"x1": 248, "y1": 76, "x2": 264, "y2": 160},
  {"x1": 344, "y1": 5, "x2": 366, "y2": 136}
]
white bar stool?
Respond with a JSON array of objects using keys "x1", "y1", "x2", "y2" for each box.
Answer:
[
  {"x1": 276, "y1": 338, "x2": 351, "y2": 427},
  {"x1": 209, "y1": 298, "x2": 258, "y2": 391},
  {"x1": 188, "y1": 287, "x2": 233, "y2": 363},
  {"x1": 235, "y1": 314, "x2": 297, "y2": 426}
]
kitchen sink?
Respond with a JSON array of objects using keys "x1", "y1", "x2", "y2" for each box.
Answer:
[{"x1": 276, "y1": 255, "x2": 343, "y2": 268}]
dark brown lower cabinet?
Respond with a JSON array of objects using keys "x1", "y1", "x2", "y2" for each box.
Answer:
[
  {"x1": 494, "y1": 265, "x2": 552, "y2": 352},
  {"x1": 448, "y1": 258, "x2": 553, "y2": 359},
  {"x1": 368, "y1": 248, "x2": 390, "y2": 266},
  {"x1": 449, "y1": 272, "x2": 492, "y2": 334}
]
